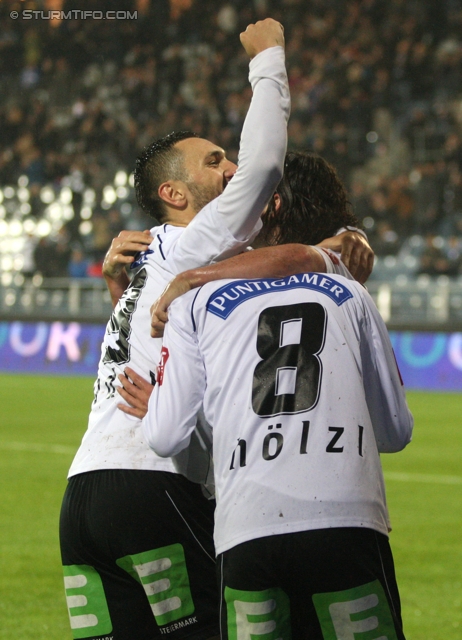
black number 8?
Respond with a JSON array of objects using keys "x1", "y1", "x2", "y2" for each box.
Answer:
[{"x1": 252, "y1": 302, "x2": 326, "y2": 417}]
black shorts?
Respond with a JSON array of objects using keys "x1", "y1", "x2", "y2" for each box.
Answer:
[
  {"x1": 218, "y1": 527, "x2": 406, "y2": 640},
  {"x1": 60, "y1": 469, "x2": 219, "y2": 640}
]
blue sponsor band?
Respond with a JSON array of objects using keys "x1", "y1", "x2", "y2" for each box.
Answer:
[{"x1": 206, "y1": 273, "x2": 353, "y2": 319}]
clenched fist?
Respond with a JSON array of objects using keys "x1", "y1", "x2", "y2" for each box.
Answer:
[{"x1": 240, "y1": 18, "x2": 284, "y2": 59}]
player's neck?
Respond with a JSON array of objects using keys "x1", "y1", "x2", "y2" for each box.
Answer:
[{"x1": 164, "y1": 207, "x2": 197, "y2": 228}]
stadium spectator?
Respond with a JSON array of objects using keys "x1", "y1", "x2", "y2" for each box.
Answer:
[
  {"x1": 67, "y1": 247, "x2": 90, "y2": 278},
  {"x1": 418, "y1": 233, "x2": 452, "y2": 276},
  {"x1": 1, "y1": 0, "x2": 462, "y2": 276},
  {"x1": 33, "y1": 228, "x2": 71, "y2": 278}
]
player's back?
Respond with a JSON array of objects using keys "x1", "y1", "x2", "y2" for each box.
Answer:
[
  {"x1": 68, "y1": 223, "x2": 204, "y2": 478},
  {"x1": 163, "y1": 271, "x2": 411, "y2": 554}
]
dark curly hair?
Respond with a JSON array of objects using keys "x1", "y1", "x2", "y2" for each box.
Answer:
[
  {"x1": 134, "y1": 131, "x2": 198, "y2": 223},
  {"x1": 261, "y1": 151, "x2": 360, "y2": 246}
]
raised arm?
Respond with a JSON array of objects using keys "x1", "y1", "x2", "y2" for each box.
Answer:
[
  {"x1": 218, "y1": 20, "x2": 288, "y2": 241},
  {"x1": 170, "y1": 20, "x2": 290, "y2": 272}
]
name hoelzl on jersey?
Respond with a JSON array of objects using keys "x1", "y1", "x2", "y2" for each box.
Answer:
[{"x1": 205, "y1": 272, "x2": 353, "y2": 320}]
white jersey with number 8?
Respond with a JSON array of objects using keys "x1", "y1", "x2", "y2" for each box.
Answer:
[{"x1": 144, "y1": 271, "x2": 413, "y2": 555}]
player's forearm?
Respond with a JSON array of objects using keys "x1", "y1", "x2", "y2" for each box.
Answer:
[
  {"x1": 151, "y1": 245, "x2": 328, "y2": 336},
  {"x1": 104, "y1": 272, "x2": 130, "y2": 308},
  {"x1": 178, "y1": 244, "x2": 326, "y2": 289},
  {"x1": 218, "y1": 47, "x2": 290, "y2": 241}
]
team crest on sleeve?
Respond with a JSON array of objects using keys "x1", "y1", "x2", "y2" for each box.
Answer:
[
  {"x1": 157, "y1": 347, "x2": 169, "y2": 385},
  {"x1": 206, "y1": 274, "x2": 353, "y2": 319},
  {"x1": 131, "y1": 248, "x2": 154, "y2": 269}
]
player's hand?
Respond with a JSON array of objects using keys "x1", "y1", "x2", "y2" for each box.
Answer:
[
  {"x1": 102, "y1": 230, "x2": 152, "y2": 280},
  {"x1": 318, "y1": 231, "x2": 374, "y2": 284},
  {"x1": 117, "y1": 366, "x2": 154, "y2": 419},
  {"x1": 240, "y1": 18, "x2": 284, "y2": 59},
  {"x1": 150, "y1": 275, "x2": 192, "y2": 338}
]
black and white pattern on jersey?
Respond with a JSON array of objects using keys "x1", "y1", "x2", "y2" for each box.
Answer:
[{"x1": 103, "y1": 267, "x2": 148, "y2": 367}]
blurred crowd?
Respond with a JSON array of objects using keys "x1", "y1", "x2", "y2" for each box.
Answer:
[{"x1": 1, "y1": 0, "x2": 462, "y2": 279}]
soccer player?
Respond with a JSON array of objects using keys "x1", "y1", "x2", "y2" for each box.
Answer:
[
  {"x1": 59, "y1": 19, "x2": 291, "y2": 640},
  {"x1": 143, "y1": 152, "x2": 414, "y2": 640}
]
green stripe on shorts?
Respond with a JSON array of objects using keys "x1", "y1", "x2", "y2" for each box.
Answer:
[
  {"x1": 116, "y1": 543, "x2": 195, "y2": 627},
  {"x1": 224, "y1": 585, "x2": 292, "y2": 639},
  {"x1": 63, "y1": 564, "x2": 112, "y2": 639},
  {"x1": 312, "y1": 579, "x2": 398, "y2": 640}
]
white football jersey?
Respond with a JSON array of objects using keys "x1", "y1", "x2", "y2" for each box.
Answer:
[
  {"x1": 68, "y1": 45, "x2": 290, "y2": 479},
  {"x1": 144, "y1": 272, "x2": 413, "y2": 554}
]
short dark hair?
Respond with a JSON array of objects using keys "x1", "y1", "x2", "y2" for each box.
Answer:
[
  {"x1": 261, "y1": 151, "x2": 360, "y2": 246},
  {"x1": 134, "y1": 131, "x2": 198, "y2": 223}
]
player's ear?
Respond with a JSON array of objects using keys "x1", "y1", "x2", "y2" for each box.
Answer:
[
  {"x1": 158, "y1": 180, "x2": 188, "y2": 209},
  {"x1": 263, "y1": 193, "x2": 280, "y2": 219},
  {"x1": 273, "y1": 193, "x2": 281, "y2": 212}
]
